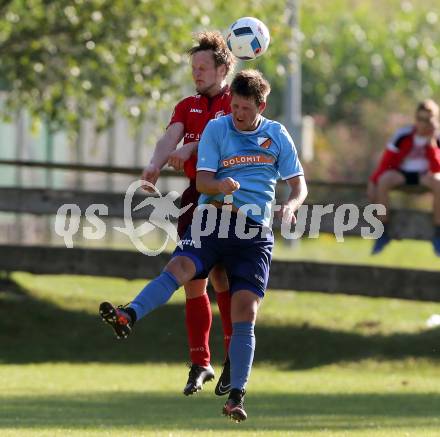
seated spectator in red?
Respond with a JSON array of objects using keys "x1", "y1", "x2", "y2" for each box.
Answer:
[{"x1": 367, "y1": 99, "x2": 440, "y2": 255}]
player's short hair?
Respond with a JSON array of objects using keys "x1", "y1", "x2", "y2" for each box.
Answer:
[
  {"x1": 230, "y1": 69, "x2": 271, "y2": 106},
  {"x1": 416, "y1": 99, "x2": 439, "y2": 119},
  {"x1": 188, "y1": 31, "x2": 236, "y2": 75}
]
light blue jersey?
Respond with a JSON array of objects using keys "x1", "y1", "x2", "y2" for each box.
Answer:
[{"x1": 197, "y1": 114, "x2": 303, "y2": 227}]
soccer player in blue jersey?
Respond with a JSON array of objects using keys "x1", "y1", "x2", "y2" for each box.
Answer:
[{"x1": 99, "y1": 69, "x2": 307, "y2": 422}]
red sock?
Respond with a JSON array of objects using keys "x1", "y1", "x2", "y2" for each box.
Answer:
[
  {"x1": 185, "y1": 293, "x2": 212, "y2": 367},
  {"x1": 215, "y1": 290, "x2": 232, "y2": 359}
]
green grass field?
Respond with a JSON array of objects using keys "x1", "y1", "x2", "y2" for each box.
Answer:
[
  {"x1": 272, "y1": 233, "x2": 440, "y2": 271},
  {"x1": 1, "y1": 249, "x2": 440, "y2": 436}
]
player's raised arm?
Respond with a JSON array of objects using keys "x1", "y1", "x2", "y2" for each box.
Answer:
[{"x1": 141, "y1": 122, "x2": 184, "y2": 190}]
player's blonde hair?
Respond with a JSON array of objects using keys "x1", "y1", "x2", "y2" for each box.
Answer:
[
  {"x1": 416, "y1": 99, "x2": 439, "y2": 119},
  {"x1": 230, "y1": 69, "x2": 271, "y2": 106},
  {"x1": 188, "y1": 31, "x2": 236, "y2": 75}
]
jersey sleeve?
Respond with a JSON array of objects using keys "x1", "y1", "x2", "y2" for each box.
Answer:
[
  {"x1": 197, "y1": 119, "x2": 220, "y2": 172},
  {"x1": 386, "y1": 126, "x2": 413, "y2": 151},
  {"x1": 369, "y1": 126, "x2": 412, "y2": 183},
  {"x1": 369, "y1": 149, "x2": 400, "y2": 183},
  {"x1": 167, "y1": 98, "x2": 188, "y2": 127},
  {"x1": 426, "y1": 134, "x2": 440, "y2": 174},
  {"x1": 277, "y1": 125, "x2": 304, "y2": 180}
]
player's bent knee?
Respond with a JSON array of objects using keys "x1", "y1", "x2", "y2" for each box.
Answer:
[
  {"x1": 432, "y1": 173, "x2": 440, "y2": 189},
  {"x1": 232, "y1": 306, "x2": 258, "y2": 323},
  {"x1": 184, "y1": 279, "x2": 208, "y2": 299},
  {"x1": 165, "y1": 256, "x2": 197, "y2": 285},
  {"x1": 377, "y1": 171, "x2": 403, "y2": 189},
  {"x1": 231, "y1": 290, "x2": 260, "y2": 323}
]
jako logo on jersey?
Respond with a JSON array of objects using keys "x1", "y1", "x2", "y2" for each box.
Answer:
[
  {"x1": 222, "y1": 154, "x2": 275, "y2": 168},
  {"x1": 258, "y1": 137, "x2": 272, "y2": 149},
  {"x1": 190, "y1": 108, "x2": 203, "y2": 113},
  {"x1": 215, "y1": 110, "x2": 225, "y2": 119}
]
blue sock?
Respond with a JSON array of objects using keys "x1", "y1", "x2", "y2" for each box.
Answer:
[
  {"x1": 128, "y1": 271, "x2": 180, "y2": 321},
  {"x1": 229, "y1": 321, "x2": 255, "y2": 391}
]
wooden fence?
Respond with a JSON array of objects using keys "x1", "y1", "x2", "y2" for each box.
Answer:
[{"x1": 0, "y1": 159, "x2": 439, "y2": 301}]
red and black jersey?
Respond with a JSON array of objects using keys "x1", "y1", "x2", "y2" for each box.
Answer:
[
  {"x1": 168, "y1": 86, "x2": 232, "y2": 179},
  {"x1": 370, "y1": 125, "x2": 440, "y2": 183}
]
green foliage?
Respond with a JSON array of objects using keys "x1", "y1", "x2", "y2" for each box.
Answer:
[
  {"x1": 0, "y1": 0, "x2": 439, "y2": 131},
  {"x1": 301, "y1": 0, "x2": 440, "y2": 121},
  {"x1": 0, "y1": 0, "x2": 206, "y2": 130},
  {"x1": 273, "y1": 234, "x2": 440, "y2": 272},
  {"x1": 207, "y1": 0, "x2": 440, "y2": 123}
]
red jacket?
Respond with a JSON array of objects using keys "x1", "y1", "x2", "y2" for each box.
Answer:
[
  {"x1": 370, "y1": 126, "x2": 440, "y2": 183},
  {"x1": 168, "y1": 86, "x2": 232, "y2": 180}
]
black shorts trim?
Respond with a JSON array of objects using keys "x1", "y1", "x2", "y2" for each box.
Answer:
[{"x1": 398, "y1": 170, "x2": 423, "y2": 186}]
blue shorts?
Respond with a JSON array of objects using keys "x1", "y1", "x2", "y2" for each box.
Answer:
[{"x1": 172, "y1": 207, "x2": 274, "y2": 298}]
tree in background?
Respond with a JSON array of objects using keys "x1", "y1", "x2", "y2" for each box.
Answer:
[
  {"x1": 298, "y1": 0, "x2": 440, "y2": 180},
  {"x1": 0, "y1": 0, "x2": 203, "y2": 131},
  {"x1": 0, "y1": 0, "x2": 439, "y2": 181}
]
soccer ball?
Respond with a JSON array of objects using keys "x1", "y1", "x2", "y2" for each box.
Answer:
[{"x1": 226, "y1": 17, "x2": 270, "y2": 61}]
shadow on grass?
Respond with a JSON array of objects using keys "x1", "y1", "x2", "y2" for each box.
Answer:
[
  {"x1": 1, "y1": 391, "x2": 440, "y2": 432},
  {"x1": 1, "y1": 278, "x2": 440, "y2": 368}
]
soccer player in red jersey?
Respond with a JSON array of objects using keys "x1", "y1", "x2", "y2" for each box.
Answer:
[
  {"x1": 368, "y1": 99, "x2": 440, "y2": 255},
  {"x1": 141, "y1": 31, "x2": 236, "y2": 396}
]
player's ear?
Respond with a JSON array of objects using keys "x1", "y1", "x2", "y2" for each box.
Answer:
[
  {"x1": 258, "y1": 101, "x2": 266, "y2": 114},
  {"x1": 217, "y1": 64, "x2": 227, "y2": 78}
]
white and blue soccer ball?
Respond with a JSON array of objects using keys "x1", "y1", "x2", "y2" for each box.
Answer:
[{"x1": 226, "y1": 17, "x2": 270, "y2": 61}]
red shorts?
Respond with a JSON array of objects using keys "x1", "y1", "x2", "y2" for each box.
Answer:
[{"x1": 177, "y1": 179, "x2": 200, "y2": 238}]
